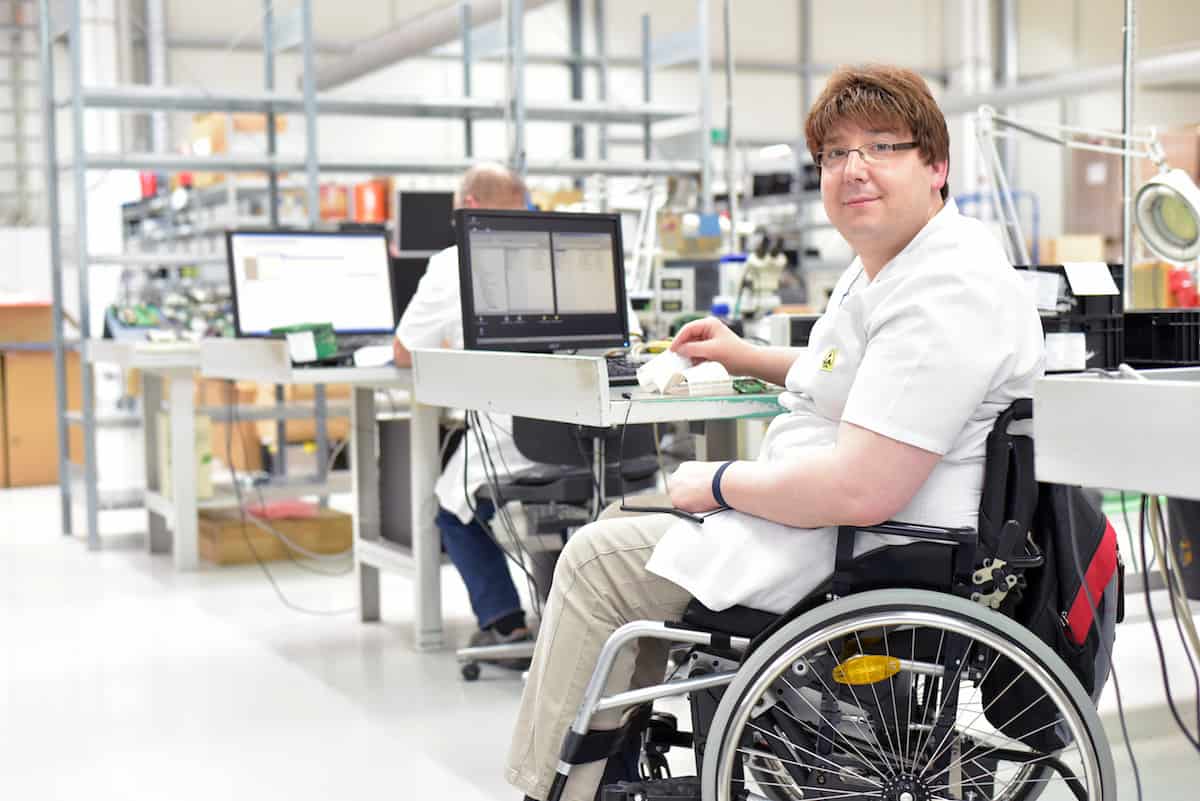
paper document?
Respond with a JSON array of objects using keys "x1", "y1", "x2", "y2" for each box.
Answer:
[
  {"x1": 637, "y1": 350, "x2": 734, "y2": 396},
  {"x1": 1062, "y1": 262, "x2": 1119, "y2": 296}
]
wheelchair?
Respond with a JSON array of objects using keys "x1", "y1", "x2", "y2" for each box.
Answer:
[{"x1": 544, "y1": 400, "x2": 1117, "y2": 801}]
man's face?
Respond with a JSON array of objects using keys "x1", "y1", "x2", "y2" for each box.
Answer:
[{"x1": 819, "y1": 121, "x2": 947, "y2": 259}]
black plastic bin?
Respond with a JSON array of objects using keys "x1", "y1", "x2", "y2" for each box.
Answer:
[
  {"x1": 1123, "y1": 310, "x2": 1200, "y2": 369},
  {"x1": 1018, "y1": 263, "x2": 1124, "y2": 371}
]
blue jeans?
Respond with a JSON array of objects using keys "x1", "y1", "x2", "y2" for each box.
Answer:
[{"x1": 435, "y1": 500, "x2": 523, "y2": 630}]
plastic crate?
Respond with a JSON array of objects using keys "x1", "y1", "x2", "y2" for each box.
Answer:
[
  {"x1": 1123, "y1": 309, "x2": 1200, "y2": 368},
  {"x1": 1021, "y1": 264, "x2": 1124, "y2": 371}
]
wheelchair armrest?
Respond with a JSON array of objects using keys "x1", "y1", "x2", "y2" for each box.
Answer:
[
  {"x1": 840, "y1": 521, "x2": 976, "y2": 546},
  {"x1": 833, "y1": 522, "x2": 979, "y2": 600}
]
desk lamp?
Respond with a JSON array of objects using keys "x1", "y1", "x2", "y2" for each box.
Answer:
[{"x1": 976, "y1": 104, "x2": 1200, "y2": 299}]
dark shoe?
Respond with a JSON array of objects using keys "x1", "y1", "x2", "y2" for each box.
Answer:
[{"x1": 468, "y1": 625, "x2": 534, "y2": 670}]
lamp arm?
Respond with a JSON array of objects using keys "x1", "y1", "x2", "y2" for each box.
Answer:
[
  {"x1": 977, "y1": 109, "x2": 1032, "y2": 265},
  {"x1": 986, "y1": 107, "x2": 1167, "y2": 168}
]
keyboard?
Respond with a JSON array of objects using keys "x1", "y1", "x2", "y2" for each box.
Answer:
[{"x1": 605, "y1": 355, "x2": 641, "y2": 386}]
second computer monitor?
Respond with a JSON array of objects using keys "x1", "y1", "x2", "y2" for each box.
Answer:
[
  {"x1": 226, "y1": 229, "x2": 396, "y2": 337},
  {"x1": 456, "y1": 209, "x2": 629, "y2": 352}
]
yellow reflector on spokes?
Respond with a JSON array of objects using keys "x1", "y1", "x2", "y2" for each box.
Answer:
[{"x1": 832, "y1": 654, "x2": 901, "y2": 686}]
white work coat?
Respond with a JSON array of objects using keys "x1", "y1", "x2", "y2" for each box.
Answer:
[{"x1": 646, "y1": 200, "x2": 1046, "y2": 613}]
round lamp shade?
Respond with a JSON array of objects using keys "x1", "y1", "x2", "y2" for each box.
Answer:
[{"x1": 1135, "y1": 168, "x2": 1200, "y2": 263}]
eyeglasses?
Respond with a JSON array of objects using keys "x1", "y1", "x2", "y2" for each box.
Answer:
[{"x1": 816, "y1": 142, "x2": 919, "y2": 169}]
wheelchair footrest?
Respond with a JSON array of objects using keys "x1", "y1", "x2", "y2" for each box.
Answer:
[{"x1": 600, "y1": 776, "x2": 700, "y2": 801}]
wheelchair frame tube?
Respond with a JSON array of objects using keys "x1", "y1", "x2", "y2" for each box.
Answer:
[{"x1": 549, "y1": 621, "x2": 751, "y2": 801}]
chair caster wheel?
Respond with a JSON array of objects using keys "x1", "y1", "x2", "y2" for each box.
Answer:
[{"x1": 461, "y1": 662, "x2": 481, "y2": 681}]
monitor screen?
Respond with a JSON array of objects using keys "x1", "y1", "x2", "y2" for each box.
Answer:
[
  {"x1": 226, "y1": 229, "x2": 396, "y2": 336},
  {"x1": 396, "y1": 191, "x2": 455, "y2": 252},
  {"x1": 456, "y1": 209, "x2": 629, "y2": 352}
]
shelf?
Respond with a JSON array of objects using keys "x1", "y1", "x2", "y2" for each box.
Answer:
[
  {"x1": 195, "y1": 400, "x2": 353, "y2": 423},
  {"x1": 74, "y1": 85, "x2": 695, "y2": 125},
  {"x1": 0, "y1": 341, "x2": 55, "y2": 351},
  {"x1": 73, "y1": 152, "x2": 703, "y2": 178},
  {"x1": 356, "y1": 538, "x2": 415, "y2": 574},
  {"x1": 143, "y1": 470, "x2": 352, "y2": 520},
  {"x1": 87, "y1": 253, "x2": 228, "y2": 267},
  {"x1": 65, "y1": 409, "x2": 142, "y2": 429}
]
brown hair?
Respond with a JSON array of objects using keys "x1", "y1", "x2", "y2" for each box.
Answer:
[
  {"x1": 455, "y1": 162, "x2": 528, "y2": 209},
  {"x1": 804, "y1": 64, "x2": 950, "y2": 201}
]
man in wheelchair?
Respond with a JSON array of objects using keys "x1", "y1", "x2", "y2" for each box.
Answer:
[{"x1": 506, "y1": 65, "x2": 1116, "y2": 801}]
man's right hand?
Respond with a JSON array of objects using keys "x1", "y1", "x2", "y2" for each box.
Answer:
[{"x1": 670, "y1": 317, "x2": 755, "y2": 374}]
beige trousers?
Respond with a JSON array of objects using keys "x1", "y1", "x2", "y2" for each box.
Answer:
[{"x1": 505, "y1": 510, "x2": 693, "y2": 801}]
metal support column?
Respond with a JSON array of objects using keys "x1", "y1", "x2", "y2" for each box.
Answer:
[
  {"x1": 997, "y1": 0, "x2": 1018, "y2": 179},
  {"x1": 146, "y1": 0, "x2": 168, "y2": 153},
  {"x1": 38, "y1": 0, "x2": 72, "y2": 536},
  {"x1": 508, "y1": 0, "x2": 527, "y2": 177},
  {"x1": 640, "y1": 15, "x2": 651, "y2": 161},
  {"x1": 593, "y1": 0, "x2": 608, "y2": 210},
  {"x1": 568, "y1": 0, "x2": 584, "y2": 161},
  {"x1": 460, "y1": 1, "x2": 474, "y2": 157},
  {"x1": 263, "y1": 0, "x2": 279, "y2": 226},
  {"x1": 697, "y1": 0, "x2": 713, "y2": 214},
  {"x1": 1121, "y1": 0, "x2": 1136, "y2": 311},
  {"x1": 69, "y1": 0, "x2": 100, "y2": 548},
  {"x1": 300, "y1": 0, "x2": 328, "y2": 486},
  {"x1": 796, "y1": 0, "x2": 812, "y2": 276},
  {"x1": 722, "y1": 0, "x2": 737, "y2": 251}
]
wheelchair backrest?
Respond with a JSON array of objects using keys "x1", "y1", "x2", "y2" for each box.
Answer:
[{"x1": 977, "y1": 397, "x2": 1036, "y2": 562}]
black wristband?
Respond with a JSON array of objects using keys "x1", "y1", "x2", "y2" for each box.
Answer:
[{"x1": 711, "y1": 460, "x2": 736, "y2": 508}]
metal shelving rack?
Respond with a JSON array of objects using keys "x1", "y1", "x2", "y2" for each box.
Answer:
[{"x1": 39, "y1": 0, "x2": 708, "y2": 549}]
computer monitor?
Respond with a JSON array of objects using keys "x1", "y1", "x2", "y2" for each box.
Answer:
[
  {"x1": 456, "y1": 209, "x2": 629, "y2": 352},
  {"x1": 395, "y1": 190, "x2": 455, "y2": 252},
  {"x1": 226, "y1": 229, "x2": 397, "y2": 337}
]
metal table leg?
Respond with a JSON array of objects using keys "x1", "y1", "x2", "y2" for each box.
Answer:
[
  {"x1": 410, "y1": 400, "x2": 443, "y2": 651},
  {"x1": 353, "y1": 386, "x2": 382, "y2": 622},
  {"x1": 167, "y1": 371, "x2": 199, "y2": 570},
  {"x1": 142, "y1": 372, "x2": 170, "y2": 555}
]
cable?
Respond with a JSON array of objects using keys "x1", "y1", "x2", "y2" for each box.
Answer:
[
  {"x1": 225, "y1": 383, "x2": 355, "y2": 616},
  {"x1": 460, "y1": 411, "x2": 546, "y2": 613},
  {"x1": 1137, "y1": 495, "x2": 1200, "y2": 752},
  {"x1": 1150, "y1": 498, "x2": 1200, "y2": 735},
  {"x1": 1061, "y1": 488, "x2": 1144, "y2": 801}
]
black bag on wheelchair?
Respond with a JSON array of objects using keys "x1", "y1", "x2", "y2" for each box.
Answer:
[{"x1": 981, "y1": 483, "x2": 1123, "y2": 752}]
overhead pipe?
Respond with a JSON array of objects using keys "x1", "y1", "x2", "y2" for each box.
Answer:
[
  {"x1": 309, "y1": 0, "x2": 555, "y2": 91},
  {"x1": 941, "y1": 46, "x2": 1200, "y2": 114}
]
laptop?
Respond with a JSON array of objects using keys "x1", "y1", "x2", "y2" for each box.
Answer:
[
  {"x1": 454, "y1": 209, "x2": 639, "y2": 385},
  {"x1": 225, "y1": 228, "x2": 399, "y2": 363}
]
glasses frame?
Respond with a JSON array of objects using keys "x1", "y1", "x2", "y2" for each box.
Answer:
[{"x1": 816, "y1": 141, "x2": 919, "y2": 170}]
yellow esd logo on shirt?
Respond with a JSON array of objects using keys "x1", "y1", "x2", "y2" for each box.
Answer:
[{"x1": 820, "y1": 347, "x2": 838, "y2": 372}]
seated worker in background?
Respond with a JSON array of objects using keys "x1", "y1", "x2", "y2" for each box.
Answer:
[
  {"x1": 394, "y1": 163, "x2": 537, "y2": 652},
  {"x1": 506, "y1": 64, "x2": 1046, "y2": 801}
]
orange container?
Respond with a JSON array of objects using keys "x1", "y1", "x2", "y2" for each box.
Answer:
[{"x1": 354, "y1": 179, "x2": 390, "y2": 223}]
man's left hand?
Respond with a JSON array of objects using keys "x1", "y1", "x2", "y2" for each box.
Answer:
[{"x1": 667, "y1": 461, "x2": 724, "y2": 513}]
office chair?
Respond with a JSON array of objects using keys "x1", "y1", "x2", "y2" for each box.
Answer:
[{"x1": 457, "y1": 417, "x2": 661, "y2": 680}]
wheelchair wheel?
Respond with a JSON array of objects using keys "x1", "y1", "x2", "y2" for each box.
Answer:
[{"x1": 700, "y1": 589, "x2": 1114, "y2": 801}]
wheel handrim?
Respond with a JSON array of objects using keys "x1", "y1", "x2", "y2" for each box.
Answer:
[{"x1": 714, "y1": 609, "x2": 1103, "y2": 801}]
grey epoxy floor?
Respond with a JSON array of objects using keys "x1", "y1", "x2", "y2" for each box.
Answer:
[{"x1": 1, "y1": 485, "x2": 1198, "y2": 800}]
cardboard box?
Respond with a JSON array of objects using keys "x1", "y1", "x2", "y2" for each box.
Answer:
[
  {"x1": 198, "y1": 378, "x2": 263, "y2": 473},
  {"x1": 3, "y1": 350, "x2": 80, "y2": 486},
  {"x1": 0, "y1": 356, "x2": 7, "y2": 487},
  {"x1": 1038, "y1": 234, "x2": 1107, "y2": 264},
  {"x1": 198, "y1": 507, "x2": 352, "y2": 565},
  {"x1": 157, "y1": 412, "x2": 214, "y2": 500},
  {"x1": 189, "y1": 112, "x2": 289, "y2": 188},
  {"x1": 253, "y1": 382, "x2": 350, "y2": 446},
  {"x1": 0, "y1": 302, "x2": 52, "y2": 344}
]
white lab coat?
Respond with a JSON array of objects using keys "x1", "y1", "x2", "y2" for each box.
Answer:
[
  {"x1": 646, "y1": 200, "x2": 1046, "y2": 613},
  {"x1": 397, "y1": 245, "x2": 642, "y2": 524}
]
